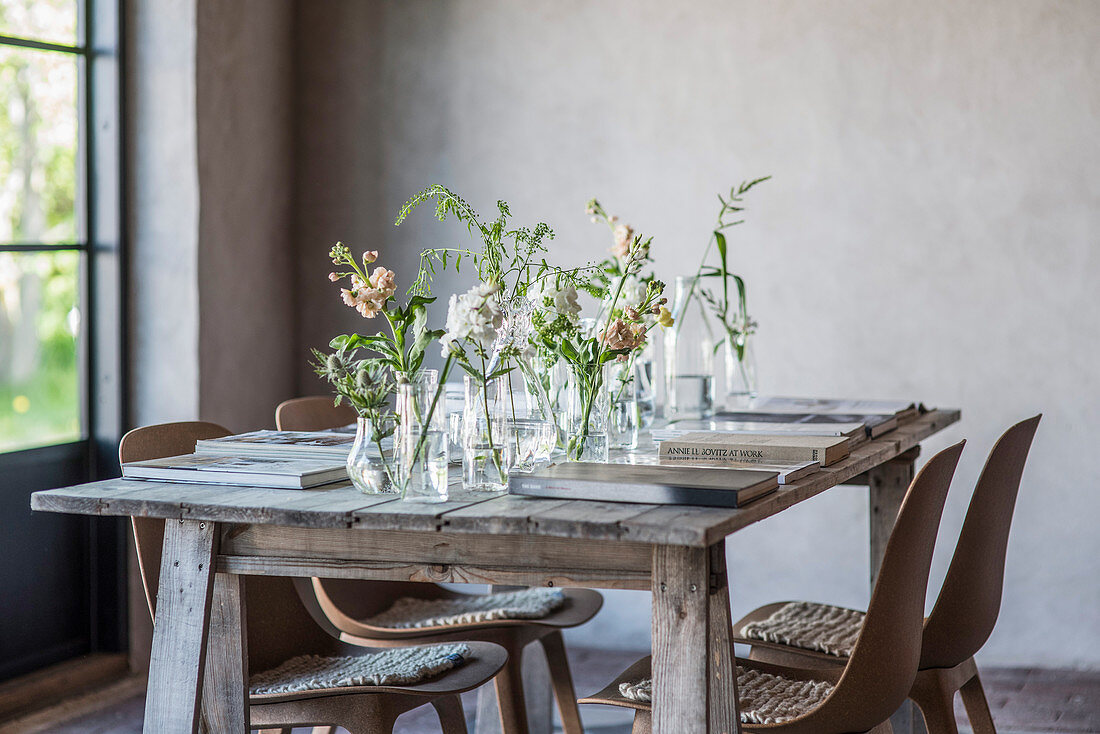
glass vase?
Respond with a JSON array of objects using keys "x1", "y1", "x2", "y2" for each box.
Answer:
[
  {"x1": 346, "y1": 415, "x2": 397, "y2": 494},
  {"x1": 462, "y1": 374, "x2": 509, "y2": 492},
  {"x1": 606, "y1": 360, "x2": 639, "y2": 450},
  {"x1": 564, "y1": 363, "x2": 609, "y2": 463},
  {"x1": 633, "y1": 349, "x2": 656, "y2": 431},
  {"x1": 723, "y1": 332, "x2": 758, "y2": 410},
  {"x1": 395, "y1": 373, "x2": 449, "y2": 503},
  {"x1": 664, "y1": 275, "x2": 717, "y2": 421},
  {"x1": 501, "y1": 364, "x2": 557, "y2": 473}
]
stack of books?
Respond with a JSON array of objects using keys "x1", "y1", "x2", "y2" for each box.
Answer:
[
  {"x1": 121, "y1": 430, "x2": 365, "y2": 490},
  {"x1": 514, "y1": 396, "x2": 923, "y2": 509}
]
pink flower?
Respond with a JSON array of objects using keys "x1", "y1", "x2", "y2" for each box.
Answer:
[
  {"x1": 363, "y1": 250, "x2": 379, "y2": 264},
  {"x1": 611, "y1": 224, "x2": 634, "y2": 259},
  {"x1": 599, "y1": 318, "x2": 641, "y2": 351},
  {"x1": 369, "y1": 266, "x2": 397, "y2": 298},
  {"x1": 328, "y1": 272, "x2": 339, "y2": 282}
]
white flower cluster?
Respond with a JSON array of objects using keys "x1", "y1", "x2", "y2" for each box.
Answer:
[
  {"x1": 532, "y1": 278, "x2": 582, "y2": 325},
  {"x1": 442, "y1": 282, "x2": 504, "y2": 356}
]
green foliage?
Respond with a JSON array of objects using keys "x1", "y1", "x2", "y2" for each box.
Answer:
[
  {"x1": 396, "y1": 184, "x2": 592, "y2": 299},
  {"x1": 692, "y1": 177, "x2": 770, "y2": 358}
]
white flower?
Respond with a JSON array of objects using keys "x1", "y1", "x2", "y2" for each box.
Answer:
[
  {"x1": 441, "y1": 282, "x2": 504, "y2": 356},
  {"x1": 532, "y1": 279, "x2": 582, "y2": 325}
]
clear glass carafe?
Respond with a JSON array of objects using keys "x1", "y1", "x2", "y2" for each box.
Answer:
[
  {"x1": 346, "y1": 415, "x2": 397, "y2": 494},
  {"x1": 664, "y1": 275, "x2": 717, "y2": 420}
]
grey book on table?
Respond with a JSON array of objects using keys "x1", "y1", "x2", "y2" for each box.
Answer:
[{"x1": 510, "y1": 463, "x2": 779, "y2": 508}]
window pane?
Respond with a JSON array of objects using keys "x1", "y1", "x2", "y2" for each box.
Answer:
[
  {"x1": 0, "y1": 45, "x2": 80, "y2": 245},
  {"x1": 0, "y1": 250, "x2": 81, "y2": 452},
  {"x1": 0, "y1": 0, "x2": 78, "y2": 47}
]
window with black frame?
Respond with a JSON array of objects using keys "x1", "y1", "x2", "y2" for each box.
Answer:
[{"x1": 0, "y1": 0, "x2": 125, "y2": 684}]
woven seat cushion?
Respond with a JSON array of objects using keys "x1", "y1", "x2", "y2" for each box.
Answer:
[
  {"x1": 739, "y1": 601, "x2": 864, "y2": 658},
  {"x1": 363, "y1": 588, "x2": 565, "y2": 629},
  {"x1": 249, "y1": 643, "x2": 469, "y2": 695},
  {"x1": 618, "y1": 666, "x2": 834, "y2": 725}
]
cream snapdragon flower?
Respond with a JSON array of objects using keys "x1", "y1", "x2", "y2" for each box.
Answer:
[{"x1": 442, "y1": 282, "x2": 504, "y2": 356}]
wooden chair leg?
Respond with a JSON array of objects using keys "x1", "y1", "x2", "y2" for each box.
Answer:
[
  {"x1": 432, "y1": 694, "x2": 469, "y2": 734},
  {"x1": 632, "y1": 710, "x2": 652, "y2": 734},
  {"x1": 493, "y1": 656, "x2": 531, "y2": 734},
  {"x1": 538, "y1": 631, "x2": 583, "y2": 734},
  {"x1": 959, "y1": 673, "x2": 997, "y2": 734},
  {"x1": 910, "y1": 682, "x2": 960, "y2": 734}
]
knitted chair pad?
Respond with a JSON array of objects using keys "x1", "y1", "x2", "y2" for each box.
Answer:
[
  {"x1": 249, "y1": 643, "x2": 469, "y2": 695},
  {"x1": 363, "y1": 588, "x2": 565, "y2": 629},
  {"x1": 618, "y1": 666, "x2": 835, "y2": 725},
  {"x1": 739, "y1": 601, "x2": 864, "y2": 658}
]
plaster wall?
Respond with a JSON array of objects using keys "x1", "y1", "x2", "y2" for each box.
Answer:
[{"x1": 292, "y1": 0, "x2": 1100, "y2": 668}]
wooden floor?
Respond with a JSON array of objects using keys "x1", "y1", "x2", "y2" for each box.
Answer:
[{"x1": 3, "y1": 648, "x2": 1097, "y2": 733}]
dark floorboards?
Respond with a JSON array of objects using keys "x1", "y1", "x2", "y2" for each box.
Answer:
[{"x1": 9, "y1": 648, "x2": 1099, "y2": 733}]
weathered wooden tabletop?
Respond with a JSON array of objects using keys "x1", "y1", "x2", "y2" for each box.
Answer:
[{"x1": 31, "y1": 409, "x2": 960, "y2": 547}]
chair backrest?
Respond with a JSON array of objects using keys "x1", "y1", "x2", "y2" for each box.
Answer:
[
  {"x1": 275, "y1": 396, "x2": 356, "y2": 432},
  {"x1": 919, "y1": 415, "x2": 1041, "y2": 669},
  {"x1": 802, "y1": 441, "x2": 965, "y2": 733},
  {"x1": 121, "y1": 421, "x2": 233, "y2": 617},
  {"x1": 121, "y1": 421, "x2": 340, "y2": 672}
]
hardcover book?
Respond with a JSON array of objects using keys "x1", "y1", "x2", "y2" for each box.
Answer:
[
  {"x1": 712, "y1": 411, "x2": 898, "y2": 438},
  {"x1": 651, "y1": 420, "x2": 866, "y2": 443},
  {"x1": 122, "y1": 454, "x2": 349, "y2": 489},
  {"x1": 509, "y1": 463, "x2": 779, "y2": 508},
  {"x1": 658, "y1": 432, "x2": 850, "y2": 467},
  {"x1": 194, "y1": 430, "x2": 358, "y2": 461}
]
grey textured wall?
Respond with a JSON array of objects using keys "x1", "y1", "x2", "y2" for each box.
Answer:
[
  {"x1": 292, "y1": 0, "x2": 1100, "y2": 667},
  {"x1": 196, "y1": 0, "x2": 297, "y2": 432}
]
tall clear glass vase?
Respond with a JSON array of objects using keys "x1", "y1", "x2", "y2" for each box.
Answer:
[
  {"x1": 723, "y1": 333, "x2": 758, "y2": 410},
  {"x1": 606, "y1": 359, "x2": 639, "y2": 450},
  {"x1": 502, "y1": 362, "x2": 557, "y2": 473},
  {"x1": 462, "y1": 374, "x2": 509, "y2": 492},
  {"x1": 396, "y1": 373, "x2": 449, "y2": 503},
  {"x1": 664, "y1": 275, "x2": 717, "y2": 421},
  {"x1": 564, "y1": 363, "x2": 609, "y2": 463}
]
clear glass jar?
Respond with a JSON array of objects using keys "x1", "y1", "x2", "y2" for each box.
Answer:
[
  {"x1": 346, "y1": 415, "x2": 397, "y2": 494},
  {"x1": 664, "y1": 275, "x2": 717, "y2": 420},
  {"x1": 499, "y1": 367, "x2": 556, "y2": 473},
  {"x1": 395, "y1": 373, "x2": 449, "y2": 503},
  {"x1": 462, "y1": 374, "x2": 509, "y2": 491},
  {"x1": 606, "y1": 359, "x2": 639, "y2": 450},
  {"x1": 564, "y1": 362, "x2": 609, "y2": 462},
  {"x1": 634, "y1": 352, "x2": 657, "y2": 431}
]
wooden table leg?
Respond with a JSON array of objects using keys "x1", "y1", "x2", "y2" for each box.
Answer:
[
  {"x1": 144, "y1": 519, "x2": 217, "y2": 733},
  {"x1": 201, "y1": 571, "x2": 249, "y2": 732},
  {"x1": 868, "y1": 452, "x2": 927, "y2": 734},
  {"x1": 652, "y1": 543, "x2": 740, "y2": 734}
]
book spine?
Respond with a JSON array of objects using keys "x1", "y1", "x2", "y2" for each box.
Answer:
[{"x1": 659, "y1": 443, "x2": 824, "y2": 465}]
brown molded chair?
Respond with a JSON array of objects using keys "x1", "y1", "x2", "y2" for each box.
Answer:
[
  {"x1": 122, "y1": 421, "x2": 507, "y2": 733},
  {"x1": 276, "y1": 396, "x2": 357, "y2": 433},
  {"x1": 276, "y1": 396, "x2": 602, "y2": 734},
  {"x1": 734, "y1": 416, "x2": 1041, "y2": 733},
  {"x1": 581, "y1": 441, "x2": 966, "y2": 734}
]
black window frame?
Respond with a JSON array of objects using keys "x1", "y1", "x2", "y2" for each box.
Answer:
[{"x1": 0, "y1": 0, "x2": 127, "y2": 680}]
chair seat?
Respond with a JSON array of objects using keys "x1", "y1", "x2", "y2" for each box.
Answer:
[
  {"x1": 249, "y1": 641, "x2": 508, "y2": 705},
  {"x1": 735, "y1": 600, "x2": 865, "y2": 659},
  {"x1": 364, "y1": 588, "x2": 566, "y2": 629},
  {"x1": 582, "y1": 655, "x2": 836, "y2": 725}
]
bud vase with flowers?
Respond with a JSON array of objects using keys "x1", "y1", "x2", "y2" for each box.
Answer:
[
  {"x1": 314, "y1": 244, "x2": 453, "y2": 499},
  {"x1": 538, "y1": 213, "x2": 673, "y2": 462}
]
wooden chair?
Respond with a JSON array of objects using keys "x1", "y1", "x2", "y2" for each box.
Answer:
[
  {"x1": 275, "y1": 395, "x2": 357, "y2": 432},
  {"x1": 122, "y1": 421, "x2": 507, "y2": 733},
  {"x1": 734, "y1": 415, "x2": 1041, "y2": 733},
  {"x1": 277, "y1": 396, "x2": 602, "y2": 734},
  {"x1": 580, "y1": 441, "x2": 966, "y2": 734}
]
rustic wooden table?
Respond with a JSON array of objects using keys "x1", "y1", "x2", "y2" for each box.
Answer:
[{"x1": 30, "y1": 409, "x2": 958, "y2": 734}]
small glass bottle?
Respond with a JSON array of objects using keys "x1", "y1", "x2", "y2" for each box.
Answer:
[
  {"x1": 606, "y1": 359, "x2": 639, "y2": 450},
  {"x1": 462, "y1": 374, "x2": 509, "y2": 491},
  {"x1": 346, "y1": 414, "x2": 397, "y2": 494}
]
